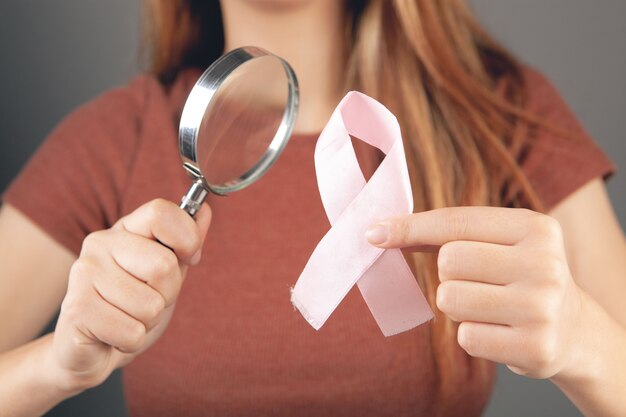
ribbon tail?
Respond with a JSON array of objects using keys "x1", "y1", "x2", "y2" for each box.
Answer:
[
  {"x1": 356, "y1": 248, "x2": 434, "y2": 336},
  {"x1": 290, "y1": 192, "x2": 386, "y2": 330}
]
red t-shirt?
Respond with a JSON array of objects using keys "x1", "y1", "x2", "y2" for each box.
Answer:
[{"x1": 2, "y1": 67, "x2": 615, "y2": 417}]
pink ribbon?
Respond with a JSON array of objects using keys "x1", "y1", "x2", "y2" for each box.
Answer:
[{"x1": 291, "y1": 91, "x2": 433, "y2": 336}]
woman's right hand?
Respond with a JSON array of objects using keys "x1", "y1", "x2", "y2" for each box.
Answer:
[{"x1": 48, "y1": 199, "x2": 211, "y2": 392}]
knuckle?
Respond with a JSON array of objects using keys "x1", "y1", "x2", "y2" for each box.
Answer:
[
  {"x1": 178, "y1": 229, "x2": 202, "y2": 260},
  {"x1": 437, "y1": 243, "x2": 460, "y2": 279},
  {"x1": 546, "y1": 254, "x2": 569, "y2": 285},
  {"x1": 146, "y1": 198, "x2": 171, "y2": 222},
  {"x1": 152, "y1": 250, "x2": 179, "y2": 278},
  {"x1": 187, "y1": 228, "x2": 203, "y2": 253},
  {"x1": 529, "y1": 289, "x2": 558, "y2": 323},
  {"x1": 457, "y1": 323, "x2": 475, "y2": 355},
  {"x1": 507, "y1": 364, "x2": 531, "y2": 377},
  {"x1": 81, "y1": 231, "x2": 109, "y2": 253},
  {"x1": 532, "y1": 215, "x2": 563, "y2": 240},
  {"x1": 518, "y1": 208, "x2": 536, "y2": 218},
  {"x1": 530, "y1": 332, "x2": 558, "y2": 371},
  {"x1": 122, "y1": 321, "x2": 146, "y2": 352},
  {"x1": 444, "y1": 209, "x2": 470, "y2": 241},
  {"x1": 69, "y1": 257, "x2": 99, "y2": 284},
  {"x1": 436, "y1": 282, "x2": 456, "y2": 314},
  {"x1": 60, "y1": 295, "x2": 87, "y2": 324},
  {"x1": 69, "y1": 332, "x2": 89, "y2": 352},
  {"x1": 390, "y1": 218, "x2": 410, "y2": 245},
  {"x1": 146, "y1": 293, "x2": 166, "y2": 321},
  {"x1": 541, "y1": 254, "x2": 568, "y2": 286}
]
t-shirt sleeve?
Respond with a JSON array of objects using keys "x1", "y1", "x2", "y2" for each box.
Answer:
[
  {"x1": 519, "y1": 67, "x2": 617, "y2": 212},
  {"x1": 1, "y1": 77, "x2": 151, "y2": 255}
]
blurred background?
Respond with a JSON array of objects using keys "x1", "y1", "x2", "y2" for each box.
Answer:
[{"x1": 0, "y1": 1, "x2": 624, "y2": 416}]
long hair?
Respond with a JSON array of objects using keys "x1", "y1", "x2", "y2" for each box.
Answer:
[{"x1": 143, "y1": 0, "x2": 544, "y2": 412}]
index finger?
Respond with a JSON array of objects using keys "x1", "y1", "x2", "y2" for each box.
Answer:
[
  {"x1": 366, "y1": 206, "x2": 537, "y2": 248},
  {"x1": 114, "y1": 199, "x2": 211, "y2": 264}
]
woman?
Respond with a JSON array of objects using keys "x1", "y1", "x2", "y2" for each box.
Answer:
[{"x1": 0, "y1": 1, "x2": 624, "y2": 416}]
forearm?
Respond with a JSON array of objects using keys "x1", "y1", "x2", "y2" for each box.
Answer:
[
  {"x1": 0, "y1": 334, "x2": 81, "y2": 417},
  {"x1": 551, "y1": 291, "x2": 626, "y2": 417}
]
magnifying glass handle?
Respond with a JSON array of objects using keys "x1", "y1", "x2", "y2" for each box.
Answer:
[{"x1": 180, "y1": 179, "x2": 209, "y2": 218}]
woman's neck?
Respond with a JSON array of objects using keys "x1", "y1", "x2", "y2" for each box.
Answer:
[{"x1": 220, "y1": 0, "x2": 346, "y2": 134}]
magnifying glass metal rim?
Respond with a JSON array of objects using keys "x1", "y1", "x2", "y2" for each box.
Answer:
[{"x1": 178, "y1": 46, "x2": 299, "y2": 210}]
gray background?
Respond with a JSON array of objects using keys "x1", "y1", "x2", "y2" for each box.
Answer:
[{"x1": 0, "y1": 1, "x2": 623, "y2": 416}]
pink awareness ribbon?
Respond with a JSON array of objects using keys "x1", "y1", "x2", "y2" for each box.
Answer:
[{"x1": 291, "y1": 91, "x2": 434, "y2": 337}]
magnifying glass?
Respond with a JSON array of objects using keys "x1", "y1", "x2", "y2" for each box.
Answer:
[{"x1": 178, "y1": 46, "x2": 299, "y2": 217}]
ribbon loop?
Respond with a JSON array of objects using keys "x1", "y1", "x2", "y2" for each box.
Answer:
[{"x1": 291, "y1": 91, "x2": 433, "y2": 336}]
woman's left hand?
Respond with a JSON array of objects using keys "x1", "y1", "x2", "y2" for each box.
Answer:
[{"x1": 366, "y1": 207, "x2": 584, "y2": 379}]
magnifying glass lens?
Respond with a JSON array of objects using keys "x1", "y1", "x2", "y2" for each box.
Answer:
[
  {"x1": 178, "y1": 46, "x2": 299, "y2": 217},
  {"x1": 196, "y1": 56, "x2": 288, "y2": 187}
]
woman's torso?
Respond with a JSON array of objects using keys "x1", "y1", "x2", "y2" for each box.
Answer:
[{"x1": 118, "y1": 70, "x2": 496, "y2": 417}]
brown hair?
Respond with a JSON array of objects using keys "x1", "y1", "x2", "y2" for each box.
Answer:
[{"x1": 144, "y1": 0, "x2": 544, "y2": 412}]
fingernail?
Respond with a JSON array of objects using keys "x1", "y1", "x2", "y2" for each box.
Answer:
[
  {"x1": 365, "y1": 224, "x2": 389, "y2": 245},
  {"x1": 190, "y1": 250, "x2": 202, "y2": 266}
]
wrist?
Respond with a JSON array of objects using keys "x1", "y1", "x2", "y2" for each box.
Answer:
[
  {"x1": 36, "y1": 333, "x2": 92, "y2": 396},
  {"x1": 549, "y1": 290, "x2": 626, "y2": 417},
  {"x1": 0, "y1": 334, "x2": 86, "y2": 417},
  {"x1": 550, "y1": 288, "x2": 625, "y2": 400},
  {"x1": 551, "y1": 289, "x2": 603, "y2": 386}
]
